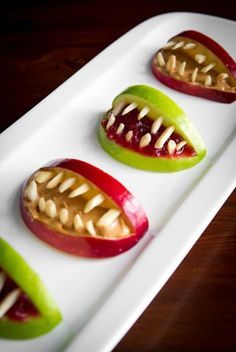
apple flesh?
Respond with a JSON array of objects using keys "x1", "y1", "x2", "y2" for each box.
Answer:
[
  {"x1": 20, "y1": 159, "x2": 149, "y2": 258},
  {"x1": 98, "y1": 85, "x2": 206, "y2": 172},
  {"x1": 0, "y1": 238, "x2": 62, "y2": 339},
  {"x1": 152, "y1": 30, "x2": 236, "y2": 103}
]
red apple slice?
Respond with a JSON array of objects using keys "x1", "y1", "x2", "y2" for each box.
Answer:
[
  {"x1": 20, "y1": 159, "x2": 149, "y2": 258},
  {"x1": 152, "y1": 30, "x2": 236, "y2": 103}
]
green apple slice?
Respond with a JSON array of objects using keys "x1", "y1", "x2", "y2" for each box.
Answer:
[
  {"x1": 0, "y1": 238, "x2": 62, "y2": 339},
  {"x1": 98, "y1": 85, "x2": 206, "y2": 172}
]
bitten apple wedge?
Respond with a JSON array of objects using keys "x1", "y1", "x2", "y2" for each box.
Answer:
[
  {"x1": 98, "y1": 85, "x2": 206, "y2": 172},
  {"x1": 20, "y1": 159, "x2": 148, "y2": 258},
  {"x1": 152, "y1": 30, "x2": 236, "y2": 103},
  {"x1": 0, "y1": 238, "x2": 62, "y2": 339}
]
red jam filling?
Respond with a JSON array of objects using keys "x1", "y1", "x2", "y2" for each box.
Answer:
[
  {"x1": 0, "y1": 274, "x2": 39, "y2": 321},
  {"x1": 102, "y1": 108, "x2": 196, "y2": 158}
]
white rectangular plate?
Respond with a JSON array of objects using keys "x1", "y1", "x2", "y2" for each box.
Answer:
[{"x1": 0, "y1": 12, "x2": 235, "y2": 352}]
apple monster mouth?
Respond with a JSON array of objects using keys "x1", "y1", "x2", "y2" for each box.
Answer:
[
  {"x1": 23, "y1": 167, "x2": 132, "y2": 239},
  {"x1": 152, "y1": 30, "x2": 236, "y2": 103},
  {"x1": 102, "y1": 101, "x2": 196, "y2": 158},
  {"x1": 98, "y1": 85, "x2": 206, "y2": 172},
  {"x1": 0, "y1": 238, "x2": 62, "y2": 339},
  {"x1": 20, "y1": 159, "x2": 148, "y2": 258},
  {"x1": 0, "y1": 271, "x2": 39, "y2": 322}
]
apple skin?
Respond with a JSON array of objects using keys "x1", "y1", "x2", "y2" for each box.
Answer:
[
  {"x1": 152, "y1": 30, "x2": 236, "y2": 103},
  {"x1": 20, "y1": 159, "x2": 149, "y2": 258},
  {"x1": 98, "y1": 85, "x2": 206, "y2": 172},
  {"x1": 0, "y1": 238, "x2": 62, "y2": 339}
]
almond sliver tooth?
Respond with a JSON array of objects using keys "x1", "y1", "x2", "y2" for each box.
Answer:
[
  {"x1": 166, "y1": 55, "x2": 176, "y2": 72},
  {"x1": 157, "y1": 52, "x2": 165, "y2": 67},
  {"x1": 26, "y1": 181, "x2": 38, "y2": 202},
  {"x1": 0, "y1": 289, "x2": 21, "y2": 319},
  {"x1": 59, "y1": 208, "x2": 69, "y2": 225},
  {"x1": 151, "y1": 117, "x2": 163, "y2": 134},
  {"x1": 58, "y1": 177, "x2": 76, "y2": 193},
  {"x1": 201, "y1": 63, "x2": 216, "y2": 73},
  {"x1": 122, "y1": 102, "x2": 137, "y2": 115},
  {"x1": 172, "y1": 41, "x2": 185, "y2": 50},
  {"x1": 176, "y1": 141, "x2": 187, "y2": 151},
  {"x1": 46, "y1": 172, "x2": 64, "y2": 189},
  {"x1": 84, "y1": 194, "x2": 105, "y2": 213},
  {"x1": 125, "y1": 130, "x2": 133, "y2": 142},
  {"x1": 217, "y1": 73, "x2": 228, "y2": 80},
  {"x1": 69, "y1": 183, "x2": 90, "y2": 198},
  {"x1": 45, "y1": 200, "x2": 57, "y2": 218},
  {"x1": 154, "y1": 126, "x2": 175, "y2": 149},
  {"x1": 183, "y1": 43, "x2": 196, "y2": 50},
  {"x1": 167, "y1": 140, "x2": 176, "y2": 155},
  {"x1": 0, "y1": 272, "x2": 6, "y2": 293},
  {"x1": 96, "y1": 209, "x2": 121, "y2": 228},
  {"x1": 106, "y1": 113, "x2": 116, "y2": 130},
  {"x1": 194, "y1": 54, "x2": 206, "y2": 64},
  {"x1": 116, "y1": 123, "x2": 125, "y2": 135},
  {"x1": 38, "y1": 197, "x2": 46, "y2": 213},
  {"x1": 138, "y1": 106, "x2": 150, "y2": 120},
  {"x1": 178, "y1": 61, "x2": 186, "y2": 76},
  {"x1": 113, "y1": 100, "x2": 126, "y2": 116},
  {"x1": 139, "y1": 133, "x2": 151, "y2": 148},
  {"x1": 86, "y1": 220, "x2": 97, "y2": 236},
  {"x1": 74, "y1": 214, "x2": 84, "y2": 230},
  {"x1": 191, "y1": 67, "x2": 198, "y2": 83},
  {"x1": 163, "y1": 41, "x2": 176, "y2": 49},
  {"x1": 204, "y1": 75, "x2": 212, "y2": 86},
  {"x1": 35, "y1": 171, "x2": 53, "y2": 184}
]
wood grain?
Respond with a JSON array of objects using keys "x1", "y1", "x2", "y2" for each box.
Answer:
[{"x1": 0, "y1": 1, "x2": 235, "y2": 351}]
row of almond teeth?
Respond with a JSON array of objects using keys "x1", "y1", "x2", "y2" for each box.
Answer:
[
  {"x1": 38, "y1": 196, "x2": 121, "y2": 235},
  {"x1": 0, "y1": 271, "x2": 21, "y2": 319},
  {"x1": 163, "y1": 39, "x2": 230, "y2": 77},
  {"x1": 27, "y1": 174, "x2": 105, "y2": 214},
  {"x1": 34, "y1": 171, "x2": 91, "y2": 197},
  {"x1": 106, "y1": 105, "x2": 187, "y2": 153},
  {"x1": 157, "y1": 52, "x2": 219, "y2": 86},
  {"x1": 26, "y1": 179, "x2": 122, "y2": 235},
  {"x1": 163, "y1": 40, "x2": 196, "y2": 50},
  {"x1": 29, "y1": 172, "x2": 126, "y2": 231},
  {"x1": 106, "y1": 103, "x2": 151, "y2": 130}
]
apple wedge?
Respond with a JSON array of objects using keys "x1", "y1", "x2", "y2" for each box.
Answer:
[
  {"x1": 0, "y1": 238, "x2": 62, "y2": 339},
  {"x1": 98, "y1": 85, "x2": 206, "y2": 172},
  {"x1": 20, "y1": 159, "x2": 149, "y2": 258},
  {"x1": 152, "y1": 30, "x2": 236, "y2": 103}
]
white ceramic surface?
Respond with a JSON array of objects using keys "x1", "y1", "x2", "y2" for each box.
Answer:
[{"x1": 0, "y1": 12, "x2": 235, "y2": 352}]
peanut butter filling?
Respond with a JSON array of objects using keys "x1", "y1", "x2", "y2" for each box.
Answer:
[
  {"x1": 154, "y1": 36, "x2": 236, "y2": 92},
  {"x1": 23, "y1": 167, "x2": 132, "y2": 239}
]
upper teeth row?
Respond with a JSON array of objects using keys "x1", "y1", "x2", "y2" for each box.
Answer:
[
  {"x1": 35, "y1": 171, "x2": 90, "y2": 197},
  {"x1": 163, "y1": 40, "x2": 196, "y2": 50},
  {"x1": 0, "y1": 271, "x2": 21, "y2": 319},
  {"x1": 26, "y1": 172, "x2": 124, "y2": 236},
  {"x1": 106, "y1": 103, "x2": 187, "y2": 153}
]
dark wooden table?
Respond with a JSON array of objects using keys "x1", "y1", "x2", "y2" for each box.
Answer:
[{"x1": 1, "y1": 1, "x2": 235, "y2": 351}]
